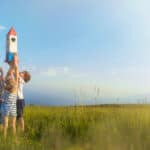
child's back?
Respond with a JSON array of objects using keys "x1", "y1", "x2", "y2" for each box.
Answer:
[{"x1": 5, "y1": 67, "x2": 18, "y2": 94}]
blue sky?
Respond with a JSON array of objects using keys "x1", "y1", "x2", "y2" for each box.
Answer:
[{"x1": 0, "y1": 0, "x2": 150, "y2": 105}]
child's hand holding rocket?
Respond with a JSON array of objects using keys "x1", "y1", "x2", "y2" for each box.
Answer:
[{"x1": 13, "y1": 53, "x2": 19, "y2": 68}]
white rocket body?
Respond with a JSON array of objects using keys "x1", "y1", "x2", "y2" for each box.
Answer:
[
  {"x1": 6, "y1": 27, "x2": 18, "y2": 62},
  {"x1": 7, "y1": 35, "x2": 18, "y2": 53}
]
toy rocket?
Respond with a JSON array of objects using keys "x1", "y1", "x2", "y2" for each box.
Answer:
[{"x1": 5, "y1": 27, "x2": 18, "y2": 63}]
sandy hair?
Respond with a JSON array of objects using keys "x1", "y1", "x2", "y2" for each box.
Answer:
[{"x1": 22, "y1": 71, "x2": 31, "y2": 83}]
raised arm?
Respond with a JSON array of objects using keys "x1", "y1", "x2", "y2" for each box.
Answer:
[{"x1": 13, "y1": 54, "x2": 19, "y2": 85}]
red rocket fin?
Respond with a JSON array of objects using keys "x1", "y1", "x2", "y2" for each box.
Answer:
[{"x1": 7, "y1": 27, "x2": 17, "y2": 36}]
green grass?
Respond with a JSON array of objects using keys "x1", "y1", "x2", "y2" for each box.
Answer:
[{"x1": 1, "y1": 105, "x2": 150, "y2": 150}]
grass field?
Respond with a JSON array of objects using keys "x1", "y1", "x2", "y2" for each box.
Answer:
[{"x1": 1, "y1": 105, "x2": 150, "y2": 150}]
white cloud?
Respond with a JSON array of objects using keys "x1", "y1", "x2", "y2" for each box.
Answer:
[
  {"x1": 38, "y1": 66, "x2": 86, "y2": 79},
  {"x1": 0, "y1": 25, "x2": 6, "y2": 31},
  {"x1": 43, "y1": 68, "x2": 57, "y2": 77},
  {"x1": 42, "y1": 66, "x2": 70, "y2": 77},
  {"x1": 63, "y1": 67, "x2": 70, "y2": 74}
]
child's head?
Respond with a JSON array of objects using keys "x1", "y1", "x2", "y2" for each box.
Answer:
[{"x1": 20, "y1": 71, "x2": 31, "y2": 83}]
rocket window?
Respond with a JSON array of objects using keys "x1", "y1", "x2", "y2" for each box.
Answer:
[{"x1": 11, "y1": 38, "x2": 16, "y2": 42}]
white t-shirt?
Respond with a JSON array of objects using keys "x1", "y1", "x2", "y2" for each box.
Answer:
[{"x1": 17, "y1": 77, "x2": 25, "y2": 99}]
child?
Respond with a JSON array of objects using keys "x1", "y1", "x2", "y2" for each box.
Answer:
[
  {"x1": 3, "y1": 54, "x2": 19, "y2": 138},
  {"x1": 17, "y1": 71, "x2": 31, "y2": 132},
  {"x1": 0, "y1": 68, "x2": 5, "y2": 128}
]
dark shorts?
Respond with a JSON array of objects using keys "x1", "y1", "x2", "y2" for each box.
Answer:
[{"x1": 17, "y1": 99, "x2": 25, "y2": 119}]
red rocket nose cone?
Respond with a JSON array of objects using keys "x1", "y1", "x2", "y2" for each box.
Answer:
[{"x1": 7, "y1": 27, "x2": 17, "y2": 36}]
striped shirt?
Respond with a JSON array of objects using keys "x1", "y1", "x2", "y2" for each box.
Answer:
[{"x1": 3, "y1": 91, "x2": 17, "y2": 117}]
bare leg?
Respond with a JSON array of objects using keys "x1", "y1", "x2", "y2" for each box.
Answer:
[
  {"x1": 0, "y1": 124, "x2": 3, "y2": 132},
  {"x1": 20, "y1": 117, "x2": 24, "y2": 132},
  {"x1": 18, "y1": 117, "x2": 24, "y2": 133},
  {"x1": 3, "y1": 116, "x2": 8, "y2": 138},
  {"x1": 11, "y1": 117, "x2": 16, "y2": 136}
]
